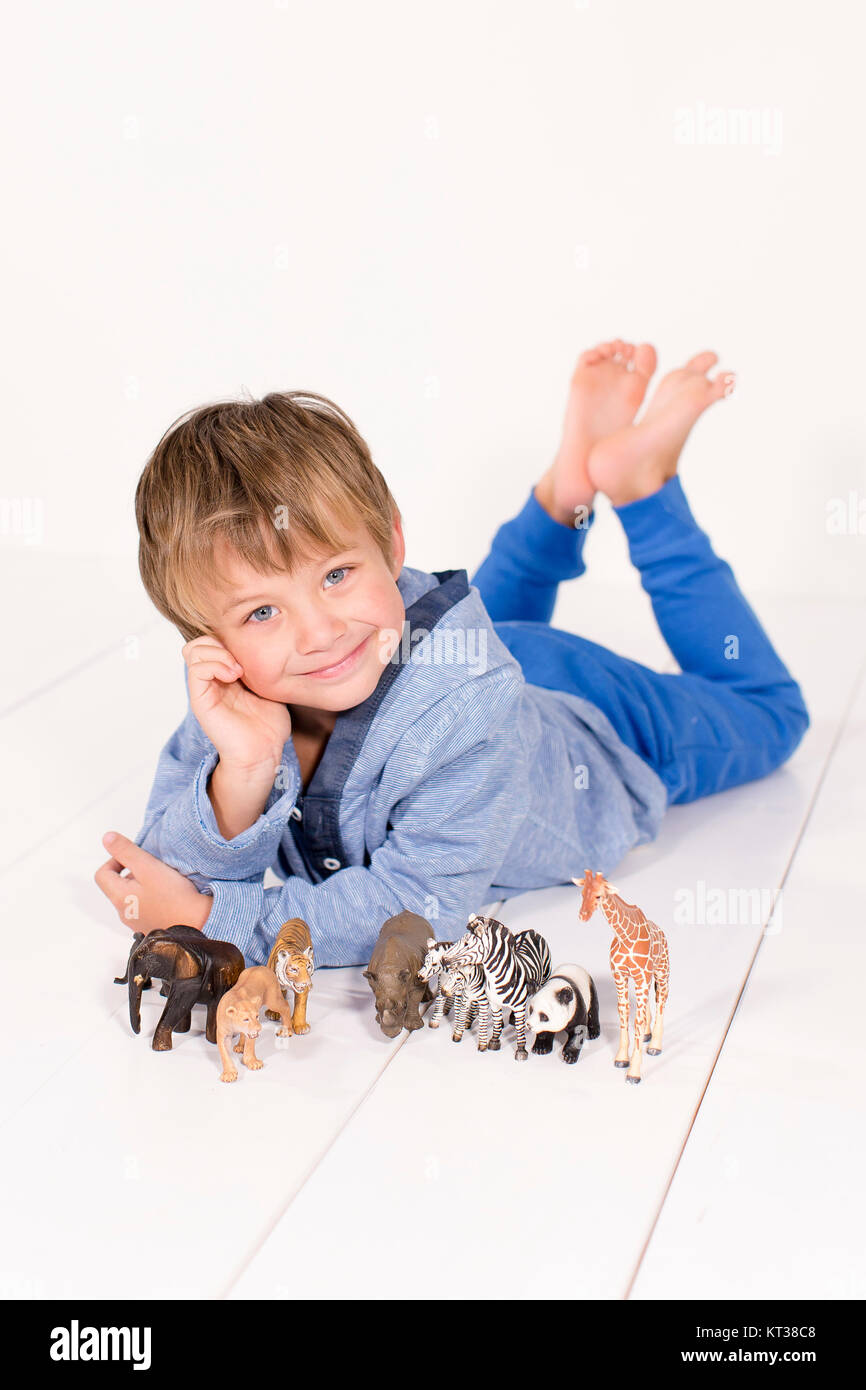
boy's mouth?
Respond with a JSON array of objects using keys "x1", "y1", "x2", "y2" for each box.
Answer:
[{"x1": 302, "y1": 633, "x2": 372, "y2": 679}]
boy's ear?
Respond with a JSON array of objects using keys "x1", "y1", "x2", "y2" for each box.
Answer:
[{"x1": 389, "y1": 509, "x2": 406, "y2": 578}]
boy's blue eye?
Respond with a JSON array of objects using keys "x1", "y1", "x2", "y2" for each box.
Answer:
[
  {"x1": 247, "y1": 605, "x2": 277, "y2": 624},
  {"x1": 324, "y1": 566, "x2": 350, "y2": 587}
]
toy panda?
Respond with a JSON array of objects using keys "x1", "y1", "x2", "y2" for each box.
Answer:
[{"x1": 527, "y1": 963, "x2": 600, "y2": 1064}]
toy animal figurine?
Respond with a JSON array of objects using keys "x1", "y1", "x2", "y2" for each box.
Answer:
[
  {"x1": 572, "y1": 870, "x2": 670, "y2": 1084},
  {"x1": 364, "y1": 910, "x2": 433, "y2": 1038},
  {"x1": 114, "y1": 925, "x2": 244, "y2": 1051},
  {"x1": 215, "y1": 966, "x2": 296, "y2": 1083},
  {"x1": 419, "y1": 939, "x2": 478, "y2": 1031},
  {"x1": 439, "y1": 959, "x2": 492, "y2": 1044},
  {"x1": 527, "y1": 964, "x2": 600, "y2": 1064},
  {"x1": 442, "y1": 915, "x2": 552, "y2": 1060},
  {"x1": 264, "y1": 917, "x2": 314, "y2": 1035},
  {"x1": 419, "y1": 939, "x2": 453, "y2": 1027}
]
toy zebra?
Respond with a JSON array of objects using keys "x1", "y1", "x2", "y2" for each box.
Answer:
[
  {"x1": 439, "y1": 960, "x2": 496, "y2": 1047},
  {"x1": 418, "y1": 939, "x2": 479, "y2": 1032},
  {"x1": 443, "y1": 915, "x2": 552, "y2": 1061},
  {"x1": 462, "y1": 927, "x2": 550, "y2": 1052},
  {"x1": 419, "y1": 939, "x2": 456, "y2": 1028},
  {"x1": 512, "y1": 928, "x2": 552, "y2": 995}
]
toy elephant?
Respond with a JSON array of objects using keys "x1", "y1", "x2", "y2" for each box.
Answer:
[
  {"x1": 114, "y1": 925, "x2": 245, "y2": 1051},
  {"x1": 363, "y1": 910, "x2": 433, "y2": 1038}
]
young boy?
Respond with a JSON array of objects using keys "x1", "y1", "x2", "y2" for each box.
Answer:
[{"x1": 95, "y1": 340, "x2": 809, "y2": 967}]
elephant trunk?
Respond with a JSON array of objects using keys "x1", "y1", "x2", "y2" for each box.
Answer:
[{"x1": 128, "y1": 964, "x2": 147, "y2": 1035}]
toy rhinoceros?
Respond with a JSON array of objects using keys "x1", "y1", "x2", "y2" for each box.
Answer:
[{"x1": 363, "y1": 910, "x2": 433, "y2": 1038}]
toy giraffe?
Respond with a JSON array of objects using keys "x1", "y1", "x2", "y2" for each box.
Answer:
[{"x1": 572, "y1": 870, "x2": 670, "y2": 1085}]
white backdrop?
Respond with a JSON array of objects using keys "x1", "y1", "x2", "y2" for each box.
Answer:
[{"x1": 4, "y1": 0, "x2": 864, "y2": 606}]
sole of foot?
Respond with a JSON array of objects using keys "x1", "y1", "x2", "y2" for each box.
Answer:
[
  {"x1": 586, "y1": 350, "x2": 735, "y2": 507},
  {"x1": 536, "y1": 338, "x2": 658, "y2": 524}
]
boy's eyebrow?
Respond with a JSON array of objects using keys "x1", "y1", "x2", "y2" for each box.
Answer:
[{"x1": 222, "y1": 593, "x2": 276, "y2": 615}]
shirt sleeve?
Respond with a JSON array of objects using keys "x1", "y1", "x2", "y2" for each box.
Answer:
[
  {"x1": 134, "y1": 667, "x2": 300, "y2": 885},
  {"x1": 199, "y1": 667, "x2": 529, "y2": 967}
]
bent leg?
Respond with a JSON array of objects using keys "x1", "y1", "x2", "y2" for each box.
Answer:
[
  {"x1": 471, "y1": 486, "x2": 596, "y2": 624},
  {"x1": 613, "y1": 475, "x2": 798, "y2": 693},
  {"x1": 478, "y1": 471, "x2": 809, "y2": 803},
  {"x1": 495, "y1": 474, "x2": 810, "y2": 804},
  {"x1": 614, "y1": 474, "x2": 809, "y2": 795}
]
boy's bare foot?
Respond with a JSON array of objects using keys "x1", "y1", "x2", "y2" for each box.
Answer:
[
  {"x1": 586, "y1": 350, "x2": 735, "y2": 507},
  {"x1": 534, "y1": 338, "x2": 658, "y2": 525}
]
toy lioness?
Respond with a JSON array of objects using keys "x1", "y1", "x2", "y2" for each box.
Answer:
[
  {"x1": 216, "y1": 966, "x2": 295, "y2": 1083},
  {"x1": 265, "y1": 917, "x2": 314, "y2": 1035}
]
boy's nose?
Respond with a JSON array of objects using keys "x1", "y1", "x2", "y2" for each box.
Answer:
[{"x1": 292, "y1": 613, "x2": 350, "y2": 658}]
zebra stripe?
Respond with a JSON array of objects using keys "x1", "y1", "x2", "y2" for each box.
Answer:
[
  {"x1": 513, "y1": 929, "x2": 552, "y2": 995},
  {"x1": 420, "y1": 941, "x2": 480, "y2": 1033},
  {"x1": 440, "y1": 962, "x2": 498, "y2": 1047},
  {"x1": 419, "y1": 940, "x2": 451, "y2": 1028},
  {"x1": 442, "y1": 916, "x2": 552, "y2": 1059}
]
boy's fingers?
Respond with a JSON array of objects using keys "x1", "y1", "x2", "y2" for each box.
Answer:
[
  {"x1": 93, "y1": 857, "x2": 134, "y2": 905},
  {"x1": 187, "y1": 646, "x2": 239, "y2": 666},
  {"x1": 184, "y1": 639, "x2": 242, "y2": 670},
  {"x1": 188, "y1": 659, "x2": 242, "y2": 684},
  {"x1": 101, "y1": 832, "x2": 151, "y2": 875},
  {"x1": 182, "y1": 634, "x2": 220, "y2": 656}
]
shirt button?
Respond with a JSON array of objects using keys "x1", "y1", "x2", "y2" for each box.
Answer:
[
  {"x1": 322, "y1": 857, "x2": 341, "y2": 871},
  {"x1": 290, "y1": 807, "x2": 302, "y2": 822}
]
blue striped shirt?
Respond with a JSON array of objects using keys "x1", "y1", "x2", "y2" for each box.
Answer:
[{"x1": 134, "y1": 564, "x2": 668, "y2": 966}]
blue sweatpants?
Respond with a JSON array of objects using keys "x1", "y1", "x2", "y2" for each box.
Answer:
[{"x1": 471, "y1": 476, "x2": 810, "y2": 806}]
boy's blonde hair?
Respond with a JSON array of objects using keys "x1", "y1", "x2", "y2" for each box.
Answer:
[{"x1": 135, "y1": 390, "x2": 400, "y2": 642}]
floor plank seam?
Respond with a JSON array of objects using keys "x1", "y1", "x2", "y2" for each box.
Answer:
[
  {"x1": 0, "y1": 1003, "x2": 131, "y2": 1132},
  {"x1": 0, "y1": 760, "x2": 162, "y2": 878},
  {"x1": 0, "y1": 616, "x2": 164, "y2": 720},
  {"x1": 216, "y1": 899, "x2": 506, "y2": 1298},
  {"x1": 217, "y1": 1026, "x2": 417, "y2": 1299},
  {"x1": 622, "y1": 646, "x2": 866, "y2": 1300}
]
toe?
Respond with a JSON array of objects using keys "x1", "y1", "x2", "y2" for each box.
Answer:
[
  {"x1": 710, "y1": 369, "x2": 736, "y2": 400},
  {"x1": 633, "y1": 342, "x2": 657, "y2": 380},
  {"x1": 684, "y1": 350, "x2": 719, "y2": 375},
  {"x1": 577, "y1": 348, "x2": 603, "y2": 367}
]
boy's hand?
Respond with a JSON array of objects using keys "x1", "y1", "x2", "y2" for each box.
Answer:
[
  {"x1": 94, "y1": 832, "x2": 213, "y2": 936},
  {"x1": 182, "y1": 635, "x2": 293, "y2": 770}
]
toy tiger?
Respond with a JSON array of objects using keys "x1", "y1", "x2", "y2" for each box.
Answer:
[{"x1": 264, "y1": 917, "x2": 315, "y2": 1035}]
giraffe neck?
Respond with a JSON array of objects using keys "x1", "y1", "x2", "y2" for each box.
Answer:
[{"x1": 601, "y1": 892, "x2": 645, "y2": 947}]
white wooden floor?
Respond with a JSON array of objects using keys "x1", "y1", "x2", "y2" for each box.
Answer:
[{"x1": 2, "y1": 549, "x2": 864, "y2": 1301}]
